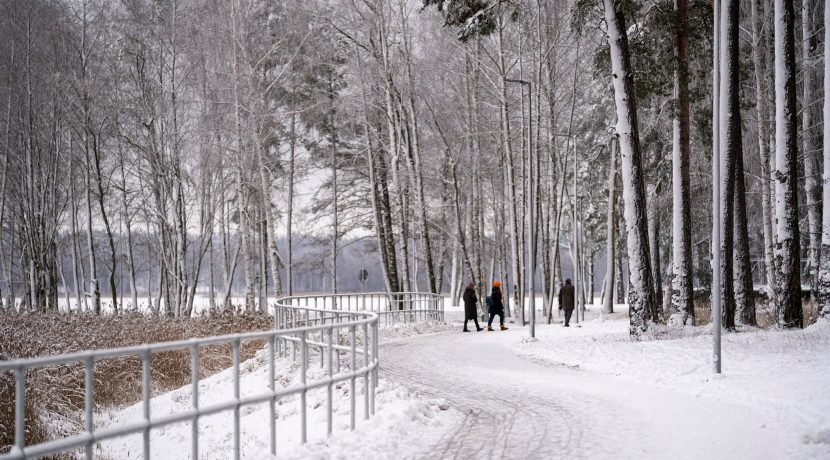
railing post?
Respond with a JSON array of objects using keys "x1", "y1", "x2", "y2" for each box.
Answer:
[
  {"x1": 326, "y1": 326, "x2": 334, "y2": 437},
  {"x1": 14, "y1": 367, "x2": 25, "y2": 456},
  {"x1": 232, "y1": 339, "x2": 241, "y2": 460},
  {"x1": 84, "y1": 356, "x2": 94, "y2": 460},
  {"x1": 142, "y1": 350, "x2": 151, "y2": 460},
  {"x1": 191, "y1": 344, "x2": 200, "y2": 460},
  {"x1": 300, "y1": 331, "x2": 308, "y2": 444},
  {"x1": 371, "y1": 320, "x2": 378, "y2": 416},
  {"x1": 362, "y1": 322, "x2": 369, "y2": 420},
  {"x1": 268, "y1": 336, "x2": 277, "y2": 456},
  {"x1": 320, "y1": 312, "x2": 325, "y2": 368},
  {"x1": 350, "y1": 325, "x2": 356, "y2": 430}
]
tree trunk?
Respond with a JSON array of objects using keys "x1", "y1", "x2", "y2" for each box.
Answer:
[
  {"x1": 801, "y1": 0, "x2": 822, "y2": 291},
  {"x1": 773, "y1": 0, "x2": 803, "y2": 328},
  {"x1": 719, "y1": 0, "x2": 740, "y2": 331},
  {"x1": 601, "y1": 0, "x2": 658, "y2": 337},
  {"x1": 229, "y1": 1, "x2": 255, "y2": 310},
  {"x1": 647, "y1": 183, "x2": 662, "y2": 322},
  {"x1": 84, "y1": 153, "x2": 100, "y2": 315},
  {"x1": 603, "y1": 138, "x2": 617, "y2": 315},
  {"x1": 287, "y1": 113, "x2": 296, "y2": 296},
  {"x1": 818, "y1": 0, "x2": 830, "y2": 319},
  {"x1": 670, "y1": 0, "x2": 695, "y2": 326},
  {"x1": 734, "y1": 141, "x2": 755, "y2": 326},
  {"x1": 750, "y1": 0, "x2": 777, "y2": 296}
]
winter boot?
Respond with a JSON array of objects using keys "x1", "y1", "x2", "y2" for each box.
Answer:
[
  {"x1": 463, "y1": 329, "x2": 471, "y2": 332},
  {"x1": 477, "y1": 327, "x2": 484, "y2": 332},
  {"x1": 487, "y1": 326, "x2": 494, "y2": 331},
  {"x1": 500, "y1": 325, "x2": 508, "y2": 331}
]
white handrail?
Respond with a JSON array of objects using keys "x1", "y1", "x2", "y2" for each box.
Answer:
[{"x1": 2, "y1": 292, "x2": 429, "y2": 460}]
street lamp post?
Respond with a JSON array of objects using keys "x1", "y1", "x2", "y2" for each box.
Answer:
[
  {"x1": 505, "y1": 77, "x2": 535, "y2": 339},
  {"x1": 712, "y1": 0, "x2": 722, "y2": 373}
]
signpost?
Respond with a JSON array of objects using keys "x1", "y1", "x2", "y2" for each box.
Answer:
[{"x1": 358, "y1": 268, "x2": 369, "y2": 293}]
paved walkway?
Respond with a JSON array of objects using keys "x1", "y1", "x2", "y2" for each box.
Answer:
[{"x1": 380, "y1": 327, "x2": 790, "y2": 460}]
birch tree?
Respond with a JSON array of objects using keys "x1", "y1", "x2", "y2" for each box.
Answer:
[
  {"x1": 801, "y1": 1, "x2": 822, "y2": 291},
  {"x1": 773, "y1": 0, "x2": 803, "y2": 328},
  {"x1": 601, "y1": 0, "x2": 657, "y2": 337},
  {"x1": 818, "y1": 0, "x2": 830, "y2": 319},
  {"x1": 669, "y1": 0, "x2": 694, "y2": 326}
]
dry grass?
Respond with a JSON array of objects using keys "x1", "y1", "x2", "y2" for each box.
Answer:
[
  {"x1": 0, "y1": 310, "x2": 273, "y2": 455},
  {"x1": 689, "y1": 291, "x2": 818, "y2": 329}
]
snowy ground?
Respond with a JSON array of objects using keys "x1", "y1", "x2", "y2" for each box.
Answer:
[
  {"x1": 91, "y1": 304, "x2": 830, "y2": 459},
  {"x1": 511, "y1": 306, "x2": 830, "y2": 459},
  {"x1": 383, "y1": 304, "x2": 830, "y2": 459},
  {"x1": 94, "y1": 322, "x2": 459, "y2": 460}
]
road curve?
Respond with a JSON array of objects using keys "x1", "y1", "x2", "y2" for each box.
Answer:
[{"x1": 380, "y1": 327, "x2": 791, "y2": 460}]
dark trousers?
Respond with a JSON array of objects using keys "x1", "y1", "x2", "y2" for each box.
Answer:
[
  {"x1": 464, "y1": 317, "x2": 481, "y2": 331},
  {"x1": 564, "y1": 308, "x2": 573, "y2": 326},
  {"x1": 488, "y1": 310, "x2": 504, "y2": 326}
]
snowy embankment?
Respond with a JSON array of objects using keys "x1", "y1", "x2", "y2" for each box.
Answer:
[
  {"x1": 514, "y1": 307, "x2": 830, "y2": 458},
  {"x1": 95, "y1": 322, "x2": 457, "y2": 459}
]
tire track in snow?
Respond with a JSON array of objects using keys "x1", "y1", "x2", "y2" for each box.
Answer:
[
  {"x1": 380, "y1": 326, "x2": 798, "y2": 460},
  {"x1": 380, "y1": 331, "x2": 618, "y2": 459}
]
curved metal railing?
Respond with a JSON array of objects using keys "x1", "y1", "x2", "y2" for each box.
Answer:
[
  {"x1": 0, "y1": 295, "x2": 390, "y2": 460},
  {"x1": 277, "y1": 291, "x2": 444, "y2": 327}
]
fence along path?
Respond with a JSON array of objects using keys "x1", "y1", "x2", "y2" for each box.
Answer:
[{"x1": 0, "y1": 292, "x2": 442, "y2": 459}]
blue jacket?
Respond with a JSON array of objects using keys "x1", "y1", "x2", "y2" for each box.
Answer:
[{"x1": 489, "y1": 287, "x2": 504, "y2": 313}]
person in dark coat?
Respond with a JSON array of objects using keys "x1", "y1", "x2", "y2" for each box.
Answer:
[
  {"x1": 486, "y1": 281, "x2": 508, "y2": 331},
  {"x1": 462, "y1": 282, "x2": 483, "y2": 332},
  {"x1": 558, "y1": 279, "x2": 575, "y2": 327}
]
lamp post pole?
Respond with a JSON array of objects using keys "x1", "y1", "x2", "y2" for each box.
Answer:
[
  {"x1": 505, "y1": 78, "x2": 535, "y2": 339},
  {"x1": 712, "y1": 0, "x2": 722, "y2": 373}
]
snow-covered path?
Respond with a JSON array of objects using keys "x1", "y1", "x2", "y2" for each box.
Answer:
[{"x1": 381, "y1": 327, "x2": 794, "y2": 460}]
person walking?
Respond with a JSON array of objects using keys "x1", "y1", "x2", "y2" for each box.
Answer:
[
  {"x1": 486, "y1": 281, "x2": 508, "y2": 331},
  {"x1": 462, "y1": 282, "x2": 483, "y2": 332},
  {"x1": 558, "y1": 279, "x2": 575, "y2": 327}
]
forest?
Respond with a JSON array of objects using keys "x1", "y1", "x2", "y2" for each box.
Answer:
[{"x1": 0, "y1": 0, "x2": 828, "y2": 337}]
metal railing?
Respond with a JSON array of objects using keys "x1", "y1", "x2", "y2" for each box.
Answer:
[
  {"x1": 0, "y1": 294, "x2": 396, "y2": 459},
  {"x1": 277, "y1": 292, "x2": 444, "y2": 327}
]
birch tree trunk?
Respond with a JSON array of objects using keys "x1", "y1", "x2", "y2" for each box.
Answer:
[
  {"x1": 670, "y1": 0, "x2": 695, "y2": 326},
  {"x1": 601, "y1": 0, "x2": 657, "y2": 337},
  {"x1": 750, "y1": 0, "x2": 777, "y2": 295},
  {"x1": 399, "y1": 1, "x2": 437, "y2": 294},
  {"x1": 801, "y1": 1, "x2": 822, "y2": 291},
  {"x1": 819, "y1": 0, "x2": 830, "y2": 319},
  {"x1": 603, "y1": 138, "x2": 617, "y2": 314},
  {"x1": 287, "y1": 113, "x2": 296, "y2": 296},
  {"x1": 647, "y1": 183, "x2": 662, "y2": 322},
  {"x1": 230, "y1": 0, "x2": 255, "y2": 310},
  {"x1": 773, "y1": 0, "x2": 803, "y2": 328}
]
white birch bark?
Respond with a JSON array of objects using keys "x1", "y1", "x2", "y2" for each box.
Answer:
[
  {"x1": 750, "y1": 0, "x2": 778, "y2": 294},
  {"x1": 670, "y1": 0, "x2": 694, "y2": 326},
  {"x1": 602, "y1": 0, "x2": 658, "y2": 337},
  {"x1": 773, "y1": 0, "x2": 803, "y2": 328},
  {"x1": 801, "y1": 1, "x2": 822, "y2": 291},
  {"x1": 603, "y1": 138, "x2": 617, "y2": 315},
  {"x1": 818, "y1": 0, "x2": 830, "y2": 318}
]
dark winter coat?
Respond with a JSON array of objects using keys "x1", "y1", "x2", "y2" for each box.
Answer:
[
  {"x1": 462, "y1": 287, "x2": 478, "y2": 319},
  {"x1": 489, "y1": 287, "x2": 504, "y2": 314},
  {"x1": 558, "y1": 284, "x2": 575, "y2": 311}
]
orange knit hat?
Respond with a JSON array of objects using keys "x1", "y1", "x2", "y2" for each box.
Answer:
[{"x1": 493, "y1": 281, "x2": 501, "y2": 288}]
